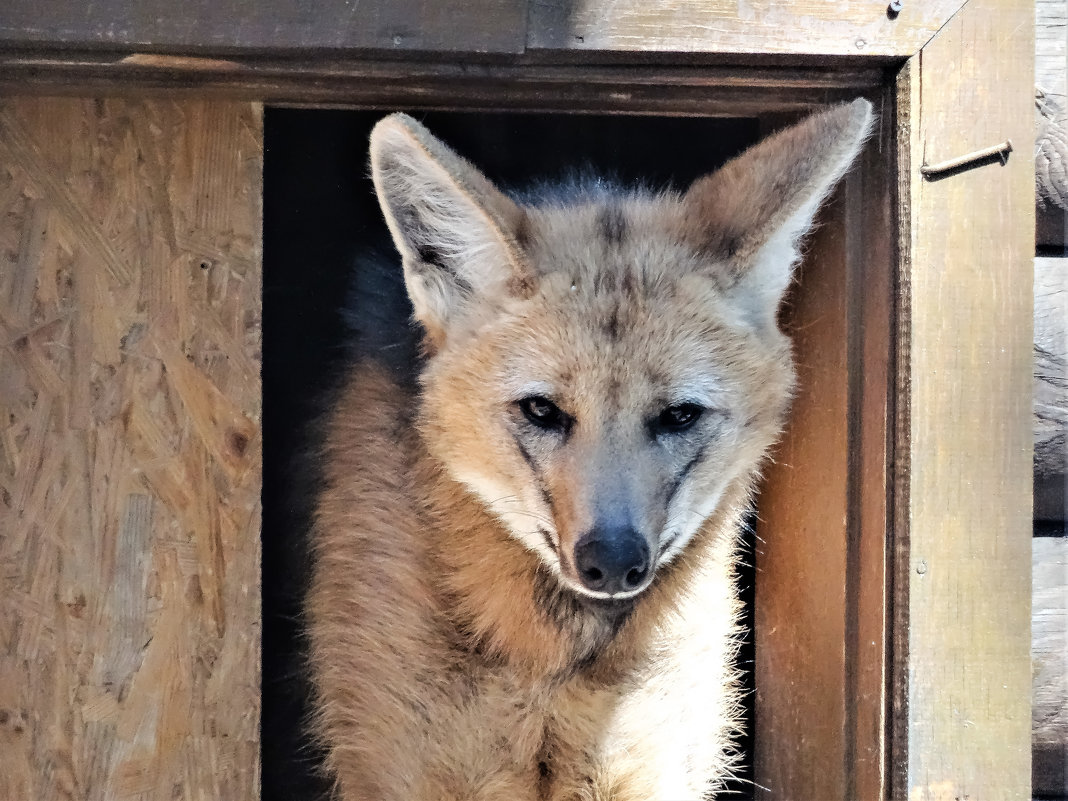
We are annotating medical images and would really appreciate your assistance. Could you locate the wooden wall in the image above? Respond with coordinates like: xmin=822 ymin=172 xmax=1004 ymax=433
xmin=0 ymin=98 xmax=262 ymax=801
xmin=1034 ymin=0 xmax=1067 ymax=794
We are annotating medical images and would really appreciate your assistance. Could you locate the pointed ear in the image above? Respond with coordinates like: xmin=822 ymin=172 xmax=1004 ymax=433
xmin=682 ymin=99 xmax=873 ymax=330
xmin=369 ymin=113 xmax=530 ymax=346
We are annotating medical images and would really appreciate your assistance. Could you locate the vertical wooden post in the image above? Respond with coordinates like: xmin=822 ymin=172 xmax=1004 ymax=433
xmin=894 ymin=0 xmax=1034 ymax=797
xmin=0 ymin=98 xmax=262 ymax=801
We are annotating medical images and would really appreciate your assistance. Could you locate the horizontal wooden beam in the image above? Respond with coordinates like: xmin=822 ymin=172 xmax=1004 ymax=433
xmin=0 ymin=52 xmax=886 ymax=112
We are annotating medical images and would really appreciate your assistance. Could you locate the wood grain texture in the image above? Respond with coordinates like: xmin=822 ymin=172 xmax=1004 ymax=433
xmin=754 ymin=96 xmax=894 ymax=801
xmin=0 ymin=97 xmax=262 ymax=801
xmin=527 ymin=0 xmax=968 ymax=56
xmin=755 ymin=161 xmax=851 ymax=801
xmin=895 ymin=0 xmax=1034 ymax=798
xmin=0 ymin=54 xmax=884 ymax=114
xmin=1035 ymin=0 xmax=1066 ymax=248
xmin=1032 ymin=537 xmax=1067 ymax=796
xmin=1036 ymin=0 xmax=1066 ymax=96
xmin=0 ymin=0 xmax=961 ymax=59
xmin=847 ymin=100 xmax=895 ymax=801
xmin=1034 ymin=256 xmax=1067 ymax=488
xmin=0 ymin=0 xmax=526 ymax=54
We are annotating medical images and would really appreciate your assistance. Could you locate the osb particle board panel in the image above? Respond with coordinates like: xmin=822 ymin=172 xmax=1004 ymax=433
xmin=527 ymin=0 xmax=969 ymax=57
xmin=0 ymin=97 xmax=262 ymax=800
xmin=895 ymin=0 xmax=1034 ymax=797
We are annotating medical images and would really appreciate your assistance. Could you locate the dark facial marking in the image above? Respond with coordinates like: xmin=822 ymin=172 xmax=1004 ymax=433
xmin=537 ymin=759 xmax=552 ymax=801
xmin=514 ymin=435 xmax=538 ymax=473
xmin=514 ymin=210 xmax=532 ymax=250
xmin=602 ymin=305 xmax=621 ymax=341
xmin=657 ymin=531 xmax=679 ymax=559
xmin=593 ymin=269 xmax=616 ymax=295
xmin=512 ymin=433 xmax=559 ymax=524
xmin=605 ymin=376 xmax=622 ymax=407
xmin=597 ymin=205 xmax=627 ymax=246
xmin=663 ymin=443 xmax=708 ymax=509
xmin=539 ymin=527 xmax=558 ymax=554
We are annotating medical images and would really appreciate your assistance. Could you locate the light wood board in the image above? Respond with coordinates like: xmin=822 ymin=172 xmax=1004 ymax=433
xmin=894 ymin=0 xmax=1035 ymax=797
xmin=527 ymin=0 xmax=970 ymax=57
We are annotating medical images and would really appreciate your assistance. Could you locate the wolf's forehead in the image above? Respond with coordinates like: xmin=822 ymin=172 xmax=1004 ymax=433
xmin=511 ymin=294 xmax=736 ymax=386
xmin=525 ymin=197 xmax=693 ymax=280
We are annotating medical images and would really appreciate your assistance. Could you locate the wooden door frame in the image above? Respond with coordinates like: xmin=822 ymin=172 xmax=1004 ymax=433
xmin=0 ymin=1 xmax=1034 ymax=799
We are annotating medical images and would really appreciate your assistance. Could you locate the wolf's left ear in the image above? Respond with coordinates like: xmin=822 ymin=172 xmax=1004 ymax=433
xmin=369 ymin=114 xmax=530 ymax=347
xmin=682 ymin=99 xmax=873 ymax=330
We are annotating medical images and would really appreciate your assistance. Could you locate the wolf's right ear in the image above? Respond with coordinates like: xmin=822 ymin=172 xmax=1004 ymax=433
xmin=369 ymin=114 xmax=530 ymax=347
xmin=681 ymin=99 xmax=873 ymax=333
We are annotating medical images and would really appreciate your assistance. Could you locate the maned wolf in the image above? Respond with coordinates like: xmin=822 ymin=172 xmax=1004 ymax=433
xmin=309 ymin=100 xmax=873 ymax=800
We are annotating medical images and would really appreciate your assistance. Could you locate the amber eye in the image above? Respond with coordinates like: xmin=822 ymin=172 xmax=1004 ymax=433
xmin=654 ymin=403 xmax=704 ymax=434
xmin=518 ymin=396 xmax=569 ymax=432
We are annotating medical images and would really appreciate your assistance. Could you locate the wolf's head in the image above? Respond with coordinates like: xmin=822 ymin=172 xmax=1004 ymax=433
xmin=369 ymin=102 xmax=872 ymax=601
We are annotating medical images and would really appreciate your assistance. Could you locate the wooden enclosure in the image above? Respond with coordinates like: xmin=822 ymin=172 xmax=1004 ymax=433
xmin=0 ymin=1 xmax=1035 ymax=800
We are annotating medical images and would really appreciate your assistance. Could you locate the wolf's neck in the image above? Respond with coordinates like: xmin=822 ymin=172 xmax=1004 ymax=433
xmin=414 ymin=448 xmax=747 ymax=683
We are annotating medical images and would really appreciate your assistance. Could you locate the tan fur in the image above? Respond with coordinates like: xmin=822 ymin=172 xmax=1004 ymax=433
xmin=308 ymin=101 xmax=873 ymax=800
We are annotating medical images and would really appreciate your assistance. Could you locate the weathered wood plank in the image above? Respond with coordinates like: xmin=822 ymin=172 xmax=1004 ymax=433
xmin=1036 ymin=0 xmax=1066 ymax=96
xmin=1034 ymin=255 xmax=1067 ymax=490
xmin=0 ymin=0 xmax=527 ymax=54
xmin=894 ymin=0 xmax=1034 ymax=797
xmin=527 ymin=0 xmax=968 ymax=57
xmin=0 ymin=97 xmax=262 ymax=801
xmin=1035 ymin=0 xmax=1066 ymax=249
xmin=0 ymin=54 xmax=884 ymax=113
xmin=0 ymin=0 xmax=965 ymax=59
xmin=1033 ymin=536 xmax=1068 ymax=796
xmin=756 ymin=160 xmax=853 ymax=801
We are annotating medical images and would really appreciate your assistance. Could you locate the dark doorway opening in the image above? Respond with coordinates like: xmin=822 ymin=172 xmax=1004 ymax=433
xmin=261 ymin=108 xmax=761 ymax=801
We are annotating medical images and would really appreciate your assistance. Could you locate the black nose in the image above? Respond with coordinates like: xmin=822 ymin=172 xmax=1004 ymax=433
xmin=574 ymin=528 xmax=650 ymax=594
